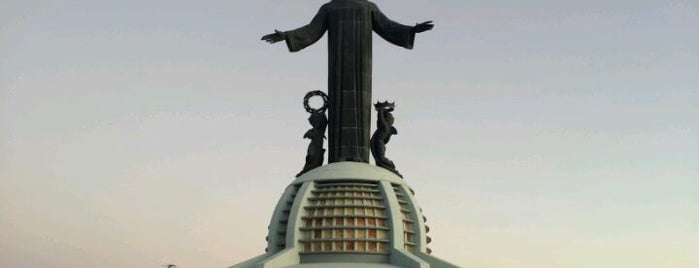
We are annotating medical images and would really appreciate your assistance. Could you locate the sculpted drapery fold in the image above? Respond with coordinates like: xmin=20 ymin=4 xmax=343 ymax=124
xmin=284 ymin=1 xmax=415 ymax=163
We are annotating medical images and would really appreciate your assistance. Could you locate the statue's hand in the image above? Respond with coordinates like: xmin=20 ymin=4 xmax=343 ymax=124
xmin=261 ymin=30 xmax=286 ymax=43
xmin=412 ymin=21 xmax=434 ymax=33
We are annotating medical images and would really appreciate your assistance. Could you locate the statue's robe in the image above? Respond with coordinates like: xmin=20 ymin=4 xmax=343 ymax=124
xmin=284 ymin=0 xmax=415 ymax=163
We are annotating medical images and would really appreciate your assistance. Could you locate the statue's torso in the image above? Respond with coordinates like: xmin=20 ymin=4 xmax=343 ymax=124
xmin=325 ymin=0 xmax=374 ymax=30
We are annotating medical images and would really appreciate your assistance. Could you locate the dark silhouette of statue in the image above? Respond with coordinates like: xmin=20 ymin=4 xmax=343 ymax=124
xmin=262 ymin=0 xmax=433 ymax=163
xmin=297 ymin=91 xmax=329 ymax=177
xmin=370 ymin=101 xmax=401 ymax=177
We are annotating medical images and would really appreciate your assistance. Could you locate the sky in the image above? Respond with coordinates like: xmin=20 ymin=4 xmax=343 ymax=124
xmin=1 ymin=0 xmax=697 ymax=267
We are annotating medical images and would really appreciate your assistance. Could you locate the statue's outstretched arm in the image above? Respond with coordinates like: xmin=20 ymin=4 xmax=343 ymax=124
xmin=372 ymin=3 xmax=434 ymax=49
xmin=261 ymin=5 xmax=328 ymax=52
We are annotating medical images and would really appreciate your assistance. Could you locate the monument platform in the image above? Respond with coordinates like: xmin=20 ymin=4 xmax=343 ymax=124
xmin=230 ymin=162 xmax=458 ymax=268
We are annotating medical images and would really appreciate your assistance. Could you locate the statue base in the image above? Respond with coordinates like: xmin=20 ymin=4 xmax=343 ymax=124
xmin=229 ymin=162 xmax=459 ymax=268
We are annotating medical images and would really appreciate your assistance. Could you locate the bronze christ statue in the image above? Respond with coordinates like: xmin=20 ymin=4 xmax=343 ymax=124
xmin=262 ymin=0 xmax=433 ymax=163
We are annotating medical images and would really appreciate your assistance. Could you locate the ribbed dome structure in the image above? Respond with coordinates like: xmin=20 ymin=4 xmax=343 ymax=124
xmin=230 ymin=162 xmax=458 ymax=268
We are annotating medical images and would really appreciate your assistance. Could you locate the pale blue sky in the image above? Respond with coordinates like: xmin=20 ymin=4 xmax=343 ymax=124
xmin=1 ymin=1 xmax=697 ymax=268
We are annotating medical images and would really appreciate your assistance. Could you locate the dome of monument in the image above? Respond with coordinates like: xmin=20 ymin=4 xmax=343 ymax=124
xmin=230 ymin=162 xmax=458 ymax=268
